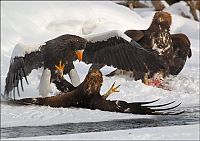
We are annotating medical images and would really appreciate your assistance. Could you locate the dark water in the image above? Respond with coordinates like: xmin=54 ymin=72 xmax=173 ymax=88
xmin=1 ymin=106 xmax=199 ymax=139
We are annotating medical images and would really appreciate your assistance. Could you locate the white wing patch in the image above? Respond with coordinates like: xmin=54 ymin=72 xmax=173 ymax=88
xmin=69 ymin=68 xmax=80 ymax=87
xmin=39 ymin=68 xmax=52 ymax=97
xmin=11 ymin=43 xmax=45 ymax=58
xmin=82 ymin=30 xmax=132 ymax=43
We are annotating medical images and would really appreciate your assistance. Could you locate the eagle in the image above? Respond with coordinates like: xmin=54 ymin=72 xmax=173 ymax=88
xmin=4 ymin=30 xmax=166 ymax=99
xmin=106 ymin=12 xmax=192 ymax=85
xmin=4 ymin=35 xmax=86 ymax=99
xmin=7 ymin=69 xmax=183 ymax=115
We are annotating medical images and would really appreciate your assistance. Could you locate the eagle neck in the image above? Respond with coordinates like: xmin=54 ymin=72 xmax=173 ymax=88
xmin=81 ymin=72 xmax=103 ymax=97
xmin=149 ymin=22 xmax=173 ymax=58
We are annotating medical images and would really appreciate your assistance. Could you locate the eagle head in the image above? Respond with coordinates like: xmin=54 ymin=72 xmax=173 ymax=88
xmin=83 ymin=69 xmax=103 ymax=96
xmin=153 ymin=12 xmax=172 ymax=28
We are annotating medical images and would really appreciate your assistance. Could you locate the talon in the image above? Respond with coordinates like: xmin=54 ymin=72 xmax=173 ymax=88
xmin=102 ymin=82 xmax=120 ymax=99
xmin=55 ymin=60 xmax=65 ymax=71
xmin=143 ymin=73 xmax=149 ymax=85
xmin=111 ymin=82 xmax=120 ymax=93
xmin=55 ymin=60 xmax=65 ymax=78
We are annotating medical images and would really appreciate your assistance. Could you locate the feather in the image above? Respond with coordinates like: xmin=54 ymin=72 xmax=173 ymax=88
xmin=107 ymin=11 xmax=191 ymax=81
xmin=7 ymin=69 xmax=183 ymax=115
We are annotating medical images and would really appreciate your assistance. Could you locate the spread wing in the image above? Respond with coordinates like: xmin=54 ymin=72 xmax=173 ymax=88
xmin=4 ymin=50 xmax=43 ymax=99
xmin=83 ymin=36 xmax=166 ymax=73
xmin=6 ymin=96 xmax=184 ymax=115
xmin=170 ymin=33 xmax=192 ymax=75
xmin=91 ymin=98 xmax=184 ymax=115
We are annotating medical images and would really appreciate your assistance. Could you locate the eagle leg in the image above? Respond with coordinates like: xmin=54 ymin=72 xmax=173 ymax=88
xmin=102 ymin=82 xmax=120 ymax=99
xmin=53 ymin=60 xmax=76 ymax=92
xmin=143 ymin=73 xmax=149 ymax=85
xmin=53 ymin=78 xmax=75 ymax=93
xmin=55 ymin=60 xmax=65 ymax=78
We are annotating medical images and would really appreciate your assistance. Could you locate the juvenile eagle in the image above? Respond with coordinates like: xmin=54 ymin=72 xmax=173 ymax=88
xmin=7 ymin=69 xmax=183 ymax=115
xmin=107 ymin=12 xmax=192 ymax=85
xmin=4 ymin=30 xmax=166 ymax=99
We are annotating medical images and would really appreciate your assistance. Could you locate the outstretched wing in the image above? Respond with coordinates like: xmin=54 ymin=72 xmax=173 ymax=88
xmin=170 ymin=33 xmax=192 ymax=75
xmin=83 ymin=36 xmax=166 ymax=73
xmin=91 ymin=98 xmax=184 ymax=115
xmin=4 ymin=45 xmax=44 ymax=99
xmin=6 ymin=96 xmax=183 ymax=115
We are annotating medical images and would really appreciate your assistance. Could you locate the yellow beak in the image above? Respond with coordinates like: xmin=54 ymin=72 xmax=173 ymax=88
xmin=75 ymin=50 xmax=83 ymax=62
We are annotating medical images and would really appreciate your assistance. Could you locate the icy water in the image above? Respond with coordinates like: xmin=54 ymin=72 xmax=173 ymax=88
xmin=1 ymin=106 xmax=199 ymax=139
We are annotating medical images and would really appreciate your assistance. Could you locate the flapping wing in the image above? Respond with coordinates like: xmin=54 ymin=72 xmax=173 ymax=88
xmin=4 ymin=50 xmax=43 ymax=99
xmin=83 ymin=36 xmax=166 ymax=73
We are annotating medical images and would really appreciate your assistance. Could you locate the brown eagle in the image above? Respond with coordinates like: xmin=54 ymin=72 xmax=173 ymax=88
xmin=107 ymin=12 xmax=192 ymax=85
xmin=7 ymin=69 xmax=183 ymax=115
xmin=4 ymin=30 xmax=166 ymax=99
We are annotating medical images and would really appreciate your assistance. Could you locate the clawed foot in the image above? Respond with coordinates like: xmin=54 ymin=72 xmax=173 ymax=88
xmin=102 ymin=82 xmax=120 ymax=99
xmin=55 ymin=60 xmax=65 ymax=79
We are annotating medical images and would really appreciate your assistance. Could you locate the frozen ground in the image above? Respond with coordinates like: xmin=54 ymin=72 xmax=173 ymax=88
xmin=1 ymin=1 xmax=199 ymax=140
xmin=3 ymin=124 xmax=199 ymax=140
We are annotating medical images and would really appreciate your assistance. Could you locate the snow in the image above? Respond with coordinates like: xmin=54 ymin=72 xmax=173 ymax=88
xmin=1 ymin=104 xmax=152 ymax=128
xmin=1 ymin=1 xmax=199 ymax=140
xmin=165 ymin=1 xmax=200 ymax=21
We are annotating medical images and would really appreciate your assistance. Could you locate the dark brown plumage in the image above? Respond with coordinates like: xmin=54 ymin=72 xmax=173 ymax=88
xmin=5 ymin=30 xmax=167 ymax=99
xmin=170 ymin=33 xmax=192 ymax=75
xmin=108 ymin=11 xmax=192 ymax=82
xmin=42 ymin=34 xmax=87 ymax=75
xmin=4 ymin=34 xmax=87 ymax=98
xmin=7 ymin=69 xmax=183 ymax=115
xmin=83 ymin=36 xmax=166 ymax=73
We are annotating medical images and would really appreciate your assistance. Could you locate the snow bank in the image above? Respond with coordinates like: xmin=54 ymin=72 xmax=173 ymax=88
xmin=165 ymin=1 xmax=199 ymax=21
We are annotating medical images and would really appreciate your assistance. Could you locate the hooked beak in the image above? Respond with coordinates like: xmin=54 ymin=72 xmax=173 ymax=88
xmin=75 ymin=50 xmax=83 ymax=62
